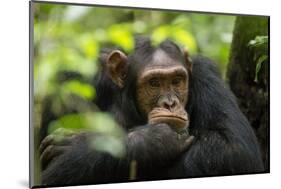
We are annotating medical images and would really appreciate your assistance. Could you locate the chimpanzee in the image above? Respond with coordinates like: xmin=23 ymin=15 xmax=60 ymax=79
xmin=39 ymin=36 xmax=264 ymax=187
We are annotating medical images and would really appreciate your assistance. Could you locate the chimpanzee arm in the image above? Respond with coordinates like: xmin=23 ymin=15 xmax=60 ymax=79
xmin=166 ymin=128 xmax=264 ymax=178
xmin=41 ymin=123 xmax=193 ymax=186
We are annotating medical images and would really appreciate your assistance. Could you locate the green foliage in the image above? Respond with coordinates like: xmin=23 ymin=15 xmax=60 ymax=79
xmin=48 ymin=112 xmax=126 ymax=158
xmin=152 ymin=25 xmax=197 ymax=53
xmin=33 ymin=2 xmax=236 ymax=156
xmin=61 ymin=80 xmax=95 ymax=101
xmin=108 ymin=23 xmax=134 ymax=51
xmin=249 ymin=36 xmax=268 ymax=52
xmin=48 ymin=112 xmax=124 ymax=135
xmin=254 ymin=55 xmax=267 ymax=82
xmin=34 ymin=4 xmax=235 ymax=99
xmin=248 ymin=36 xmax=268 ymax=82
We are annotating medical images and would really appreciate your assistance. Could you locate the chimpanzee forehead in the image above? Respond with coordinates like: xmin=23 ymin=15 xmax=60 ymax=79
xmin=150 ymin=49 xmax=184 ymax=66
xmin=137 ymin=49 xmax=187 ymax=81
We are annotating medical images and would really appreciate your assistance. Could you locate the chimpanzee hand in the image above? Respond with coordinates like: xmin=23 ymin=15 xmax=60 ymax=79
xmin=128 ymin=123 xmax=194 ymax=167
xmin=40 ymin=124 xmax=194 ymax=172
xmin=39 ymin=129 xmax=87 ymax=170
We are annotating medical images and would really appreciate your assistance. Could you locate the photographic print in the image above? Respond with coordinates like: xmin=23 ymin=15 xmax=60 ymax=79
xmin=30 ymin=1 xmax=269 ymax=188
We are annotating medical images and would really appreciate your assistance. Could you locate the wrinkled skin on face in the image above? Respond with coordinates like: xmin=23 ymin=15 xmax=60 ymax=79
xmin=136 ymin=49 xmax=190 ymax=131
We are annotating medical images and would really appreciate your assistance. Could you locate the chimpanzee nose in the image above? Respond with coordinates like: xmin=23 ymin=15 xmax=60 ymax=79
xmin=158 ymin=96 xmax=178 ymax=111
xmin=162 ymin=100 xmax=176 ymax=110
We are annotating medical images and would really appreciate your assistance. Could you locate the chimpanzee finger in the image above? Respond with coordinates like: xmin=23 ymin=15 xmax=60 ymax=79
xmin=181 ymin=135 xmax=195 ymax=151
xmin=176 ymin=129 xmax=190 ymax=140
xmin=39 ymin=133 xmax=78 ymax=154
xmin=40 ymin=145 xmax=70 ymax=170
xmin=39 ymin=135 xmax=55 ymax=154
xmin=53 ymin=128 xmax=76 ymax=136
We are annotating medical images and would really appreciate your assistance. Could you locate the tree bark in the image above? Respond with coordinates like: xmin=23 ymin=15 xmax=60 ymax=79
xmin=227 ymin=16 xmax=269 ymax=171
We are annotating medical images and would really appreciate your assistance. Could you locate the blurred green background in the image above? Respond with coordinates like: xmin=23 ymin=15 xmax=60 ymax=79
xmin=33 ymin=2 xmax=237 ymax=183
xmin=33 ymin=3 xmax=235 ymax=128
xmin=33 ymin=2 xmax=236 ymax=170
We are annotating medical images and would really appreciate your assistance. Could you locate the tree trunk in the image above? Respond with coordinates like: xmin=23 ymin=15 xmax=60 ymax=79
xmin=227 ymin=16 xmax=269 ymax=171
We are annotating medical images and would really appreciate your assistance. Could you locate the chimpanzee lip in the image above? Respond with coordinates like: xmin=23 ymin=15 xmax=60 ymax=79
xmin=150 ymin=114 xmax=187 ymax=121
xmin=149 ymin=107 xmax=188 ymax=122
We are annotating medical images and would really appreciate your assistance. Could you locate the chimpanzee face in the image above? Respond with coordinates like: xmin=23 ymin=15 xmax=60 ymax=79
xmin=136 ymin=49 xmax=190 ymax=129
xmin=105 ymin=45 xmax=192 ymax=130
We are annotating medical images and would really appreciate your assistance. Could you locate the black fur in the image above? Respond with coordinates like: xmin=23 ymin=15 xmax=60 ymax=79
xmin=41 ymin=37 xmax=264 ymax=187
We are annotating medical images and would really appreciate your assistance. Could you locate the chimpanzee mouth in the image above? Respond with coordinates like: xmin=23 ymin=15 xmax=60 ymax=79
xmin=150 ymin=114 xmax=187 ymax=121
xmin=149 ymin=108 xmax=188 ymax=123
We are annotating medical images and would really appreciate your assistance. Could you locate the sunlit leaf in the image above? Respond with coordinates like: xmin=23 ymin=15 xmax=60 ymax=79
xmin=61 ymin=80 xmax=95 ymax=100
xmin=48 ymin=112 xmax=126 ymax=158
xmin=254 ymin=55 xmax=268 ymax=82
xmin=78 ymin=33 xmax=99 ymax=59
xmin=172 ymin=28 xmax=197 ymax=53
xmin=48 ymin=114 xmax=88 ymax=132
xmin=49 ymin=112 xmax=124 ymax=136
xmin=108 ymin=24 xmax=134 ymax=51
xmin=151 ymin=25 xmax=170 ymax=46
xmin=152 ymin=25 xmax=197 ymax=53
xmin=248 ymin=36 xmax=268 ymax=54
xmin=249 ymin=36 xmax=268 ymax=47
xmin=85 ymin=112 xmax=125 ymax=136
xmin=90 ymin=135 xmax=125 ymax=158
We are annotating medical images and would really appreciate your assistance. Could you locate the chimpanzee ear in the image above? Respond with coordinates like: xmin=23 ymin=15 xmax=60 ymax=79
xmin=182 ymin=49 xmax=193 ymax=72
xmin=106 ymin=50 xmax=128 ymax=88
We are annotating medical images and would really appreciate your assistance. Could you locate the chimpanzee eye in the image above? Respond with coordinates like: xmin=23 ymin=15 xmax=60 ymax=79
xmin=149 ymin=78 xmax=160 ymax=88
xmin=172 ymin=77 xmax=182 ymax=86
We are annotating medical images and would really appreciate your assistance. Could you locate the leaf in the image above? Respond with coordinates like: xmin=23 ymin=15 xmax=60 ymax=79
xmin=79 ymin=34 xmax=99 ymax=59
xmin=151 ymin=25 xmax=197 ymax=53
xmin=48 ymin=112 xmax=126 ymax=158
xmin=151 ymin=25 xmax=170 ymax=46
xmin=48 ymin=114 xmax=88 ymax=132
xmin=254 ymin=55 xmax=268 ymax=82
xmin=48 ymin=112 xmax=125 ymax=136
xmin=248 ymin=36 xmax=268 ymax=54
xmin=61 ymin=80 xmax=96 ymax=100
xmin=108 ymin=24 xmax=134 ymax=51
xmin=248 ymin=36 xmax=268 ymax=47
xmin=172 ymin=28 xmax=197 ymax=53
xmin=90 ymin=135 xmax=125 ymax=158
